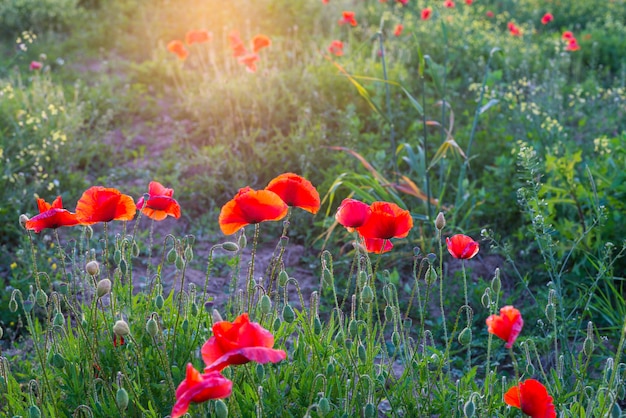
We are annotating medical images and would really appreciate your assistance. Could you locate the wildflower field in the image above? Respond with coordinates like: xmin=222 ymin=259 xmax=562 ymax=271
xmin=1 ymin=0 xmax=626 ymax=416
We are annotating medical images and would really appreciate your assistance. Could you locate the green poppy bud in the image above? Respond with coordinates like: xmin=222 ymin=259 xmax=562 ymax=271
xmin=273 ymin=317 xmax=281 ymax=332
xmin=166 ymin=247 xmax=177 ymax=264
xmin=326 ymin=360 xmax=335 ymax=375
xmin=35 ymin=289 xmax=48 ymax=307
xmin=314 ymin=316 xmax=322 ymax=335
xmin=358 ymin=343 xmax=367 ymax=363
xmin=175 ymin=255 xmax=184 ymax=270
xmin=53 ymin=312 xmax=65 ymax=327
xmin=51 ymin=352 xmax=66 ymax=368
xmin=361 ymin=286 xmax=374 ymax=304
xmin=191 ymin=302 xmax=199 ymax=317
xmin=544 ymin=303 xmax=556 ymax=323
xmin=335 ymin=331 xmax=345 ymax=346
xmin=481 ymin=288 xmax=491 ymax=308
xmin=23 ymin=300 xmax=34 ymax=313
xmin=131 ymin=242 xmax=140 ymax=257
xmin=463 ymin=397 xmax=475 ymax=418
xmin=260 ymin=295 xmax=272 ymax=315
xmin=458 ymin=327 xmax=472 ymax=346
xmin=184 ymin=246 xmax=193 ymax=262
xmin=278 ymin=270 xmax=289 ymax=287
xmin=425 ymin=266 xmax=437 ymax=286
xmin=9 ymin=298 xmax=18 ymax=313
xmin=611 ymin=403 xmax=622 ymax=418
xmin=113 ymin=249 xmax=122 ymax=265
xmin=256 ymin=363 xmax=265 ymax=380
xmin=182 ymin=318 xmax=189 ymax=332
xmin=119 ymin=259 xmax=128 ymax=275
xmin=491 ymin=268 xmax=501 ymax=294
xmin=318 ymin=397 xmax=330 ymax=415
xmin=0 ymin=327 xmax=3 ymax=339
xmin=238 ymin=232 xmax=247 ymax=250
xmin=215 ymin=399 xmax=228 ymax=418
xmin=348 ymin=319 xmax=358 ymax=338
xmin=221 ymin=242 xmax=239 ymax=252
xmin=363 ymin=403 xmax=376 ymax=418
xmin=283 ymin=304 xmax=295 ymax=323
xmin=28 ymin=405 xmax=42 ymax=418
xmin=116 ymin=388 xmax=129 ymax=411
xmin=358 ymin=270 xmax=368 ymax=288
xmin=146 ymin=318 xmax=158 ymax=338
xmin=392 ymin=331 xmax=401 ymax=347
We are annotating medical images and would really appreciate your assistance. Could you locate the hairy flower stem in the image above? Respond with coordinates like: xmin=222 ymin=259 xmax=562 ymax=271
xmin=438 ymin=229 xmax=449 ymax=375
xmin=247 ymin=223 xmax=261 ymax=313
xmin=462 ymin=260 xmax=471 ymax=369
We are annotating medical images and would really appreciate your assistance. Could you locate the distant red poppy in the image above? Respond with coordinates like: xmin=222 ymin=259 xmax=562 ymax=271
xmin=252 ymin=34 xmax=271 ymax=53
xmin=362 ymin=236 xmax=393 ymax=254
xmin=394 ymin=24 xmax=404 ymax=36
xmin=167 ymin=40 xmax=189 ymax=60
xmin=465 ymin=0 xmax=473 ymax=5
xmin=265 ymin=173 xmax=320 ymax=214
xmin=185 ymin=30 xmax=212 ymax=45
xmin=75 ymin=186 xmax=137 ymax=225
xmin=24 ymin=196 xmax=79 ymax=233
xmin=507 ymin=22 xmax=522 ymax=37
xmin=541 ymin=13 xmax=553 ymax=25
xmin=446 ymin=234 xmax=479 ymax=259
xmin=136 ymin=181 xmax=181 ymax=221
xmin=238 ymin=53 xmax=260 ymax=73
xmin=357 ymin=201 xmax=413 ymax=240
xmin=29 ymin=61 xmax=43 ymax=71
xmin=562 ymin=31 xmax=574 ymax=40
xmin=172 ymin=364 xmax=232 ymax=418
xmin=322 ymin=0 xmax=329 ymax=3
xmin=421 ymin=7 xmax=433 ymax=20
xmin=486 ymin=10 xmax=494 ymax=18
xmin=486 ymin=305 xmax=524 ymax=348
xmin=504 ymin=379 xmax=556 ymax=418
xmin=565 ymin=38 xmax=580 ymax=51
xmin=443 ymin=0 xmax=455 ymax=8
xmin=202 ymin=313 xmax=287 ymax=372
xmin=218 ymin=187 xmax=288 ymax=235
xmin=335 ymin=198 xmax=371 ymax=232
xmin=338 ymin=11 xmax=358 ymax=27
xmin=328 ymin=40 xmax=344 ymax=56
xmin=228 ymin=30 xmax=248 ymax=57
xmin=396 ymin=0 xmax=408 ymax=5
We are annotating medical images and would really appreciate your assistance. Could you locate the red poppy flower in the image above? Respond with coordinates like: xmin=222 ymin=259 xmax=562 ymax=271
xmin=396 ymin=0 xmax=408 ymax=5
xmin=486 ymin=305 xmax=524 ymax=348
xmin=167 ymin=40 xmax=189 ymax=60
xmin=562 ymin=31 xmax=574 ymax=40
xmin=328 ymin=40 xmax=344 ymax=56
xmin=421 ymin=7 xmax=433 ymax=20
xmin=172 ymin=364 xmax=233 ymax=418
xmin=252 ymin=34 xmax=271 ymax=53
xmin=265 ymin=173 xmax=320 ymax=214
xmin=335 ymin=198 xmax=371 ymax=232
xmin=504 ymin=379 xmax=556 ymax=418
xmin=218 ymin=187 xmax=288 ymax=235
xmin=394 ymin=24 xmax=404 ymax=37
xmin=446 ymin=234 xmax=479 ymax=259
xmin=465 ymin=0 xmax=473 ymax=5
xmin=357 ymin=201 xmax=413 ymax=240
xmin=202 ymin=313 xmax=287 ymax=372
xmin=136 ymin=181 xmax=181 ymax=221
xmin=75 ymin=186 xmax=136 ymax=225
xmin=508 ymin=22 xmax=522 ymax=37
xmin=443 ymin=0 xmax=455 ymax=8
xmin=362 ymin=236 xmax=393 ymax=254
xmin=24 ymin=196 xmax=79 ymax=233
xmin=113 ymin=335 xmax=125 ymax=347
xmin=237 ymin=53 xmax=260 ymax=73
xmin=565 ymin=38 xmax=580 ymax=51
xmin=338 ymin=11 xmax=358 ymax=27
xmin=486 ymin=10 xmax=494 ymax=18
xmin=185 ymin=29 xmax=212 ymax=45
xmin=541 ymin=13 xmax=553 ymax=25
xmin=322 ymin=0 xmax=329 ymax=3
xmin=30 ymin=61 xmax=43 ymax=71
xmin=228 ymin=30 xmax=248 ymax=57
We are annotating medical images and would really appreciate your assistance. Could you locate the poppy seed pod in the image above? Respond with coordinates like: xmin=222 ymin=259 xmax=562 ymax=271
xmin=113 ymin=320 xmax=130 ymax=337
xmin=86 ymin=260 xmax=100 ymax=276
xmin=435 ymin=212 xmax=446 ymax=230
xmin=96 ymin=279 xmax=112 ymax=298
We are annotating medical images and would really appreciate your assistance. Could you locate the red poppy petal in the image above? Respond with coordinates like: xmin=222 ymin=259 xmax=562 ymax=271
xmin=141 ymin=196 xmax=181 ymax=220
xmin=504 ymin=385 xmax=522 ymax=408
xmin=336 ymin=198 xmax=371 ymax=229
xmin=357 ymin=201 xmax=413 ymax=240
xmin=36 ymin=198 xmax=52 ymax=213
xmin=76 ymin=186 xmax=136 ymax=224
xmin=204 ymin=347 xmax=287 ymax=372
xmin=363 ymin=237 xmax=393 ymax=254
xmin=252 ymin=34 xmax=271 ymax=53
xmin=25 ymin=209 xmax=79 ymax=232
xmin=148 ymin=181 xmax=173 ymax=198
xmin=172 ymin=365 xmax=232 ymax=418
xmin=218 ymin=189 xmax=288 ymax=235
xmin=266 ymin=173 xmax=320 ymax=214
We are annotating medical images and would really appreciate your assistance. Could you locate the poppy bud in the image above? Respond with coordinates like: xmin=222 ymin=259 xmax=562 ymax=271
xmin=86 ymin=260 xmax=99 ymax=276
xmin=35 ymin=289 xmax=48 ymax=307
xmin=384 ymin=306 xmax=394 ymax=322
xmin=358 ymin=270 xmax=368 ymax=288
xmin=166 ymin=247 xmax=177 ymax=264
xmin=583 ymin=335 xmax=594 ymax=357
xmin=53 ymin=312 xmax=65 ymax=327
xmin=19 ymin=214 xmax=30 ymax=229
xmin=0 ymin=327 xmax=3 ymax=339
xmin=425 ymin=266 xmax=437 ymax=286
xmin=491 ymin=268 xmax=501 ymax=294
xmin=525 ymin=361 xmax=535 ymax=376
xmin=256 ymin=363 xmax=265 ymax=380
xmin=544 ymin=303 xmax=556 ymax=323
xmin=358 ymin=343 xmax=367 ymax=362
xmin=113 ymin=249 xmax=122 ymax=265
xmin=113 ymin=320 xmax=130 ymax=337
xmin=175 ymin=255 xmax=185 ymax=270
xmin=273 ymin=316 xmax=281 ymax=332
xmin=458 ymin=327 xmax=472 ymax=346
xmin=85 ymin=225 xmax=93 ymax=240
xmin=23 ymin=300 xmax=34 ymax=313
xmin=364 ymin=403 xmax=376 ymax=418
xmin=97 ymin=279 xmax=112 ymax=298
xmin=463 ymin=396 xmax=475 ymax=418
xmin=146 ymin=318 xmax=158 ymax=337
xmin=238 ymin=232 xmax=247 ymax=249
xmin=314 ymin=316 xmax=322 ymax=335
xmin=184 ymin=246 xmax=193 ymax=261
xmin=611 ymin=403 xmax=622 ymax=418
xmin=51 ymin=352 xmax=66 ymax=368
xmin=283 ymin=304 xmax=295 ymax=323
xmin=221 ymin=241 xmax=239 ymax=252
xmin=182 ymin=318 xmax=189 ymax=332
xmin=9 ymin=297 xmax=18 ymax=313
xmin=392 ymin=331 xmax=401 ymax=347
xmin=260 ymin=294 xmax=272 ymax=314
xmin=28 ymin=405 xmax=42 ymax=418
xmin=318 ymin=397 xmax=330 ymax=415
xmin=335 ymin=331 xmax=345 ymax=345
xmin=348 ymin=319 xmax=358 ymax=338
xmin=215 ymin=399 xmax=228 ymax=418
xmin=435 ymin=212 xmax=446 ymax=230
xmin=277 ymin=270 xmax=289 ymax=287
xmin=326 ymin=360 xmax=335 ymax=375
xmin=361 ymin=285 xmax=374 ymax=304
xmin=116 ymin=387 xmax=129 ymax=410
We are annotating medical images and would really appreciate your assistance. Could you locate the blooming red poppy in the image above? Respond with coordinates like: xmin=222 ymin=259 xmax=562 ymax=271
xmin=446 ymin=234 xmax=479 ymax=259
xmin=238 ymin=53 xmax=260 ymax=73
xmin=338 ymin=11 xmax=358 ymax=27
xmin=202 ymin=313 xmax=287 ymax=372
xmin=541 ymin=13 xmax=553 ymax=25
xmin=185 ymin=29 xmax=212 ymax=45
xmin=335 ymin=198 xmax=371 ymax=232
xmin=394 ymin=24 xmax=404 ymax=37
xmin=75 ymin=186 xmax=136 ymax=225
xmin=504 ymin=379 xmax=556 ymax=418
xmin=328 ymin=40 xmax=344 ymax=56
xmin=172 ymin=364 xmax=233 ymax=418
xmin=167 ymin=40 xmax=189 ymax=60
xmin=30 ymin=61 xmax=43 ymax=70
xmin=265 ymin=173 xmax=320 ymax=214
xmin=508 ymin=22 xmax=522 ymax=37
xmin=218 ymin=187 xmax=288 ymax=235
xmin=421 ymin=7 xmax=433 ymax=20
xmin=443 ymin=0 xmax=455 ymax=8
xmin=357 ymin=201 xmax=413 ymax=240
xmin=465 ymin=0 xmax=473 ymax=5
xmin=136 ymin=181 xmax=181 ymax=221
xmin=362 ymin=236 xmax=393 ymax=254
xmin=396 ymin=0 xmax=408 ymax=5
xmin=228 ymin=30 xmax=248 ymax=57
xmin=565 ymin=38 xmax=580 ymax=51
xmin=252 ymin=34 xmax=271 ymax=53
xmin=486 ymin=10 xmax=494 ymax=18
xmin=486 ymin=305 xmax=524 ymax=348
xmin=562 ymin=31 xmax=574 ymax=40
xmin=24 ymin=196 xmax=79 ymax=233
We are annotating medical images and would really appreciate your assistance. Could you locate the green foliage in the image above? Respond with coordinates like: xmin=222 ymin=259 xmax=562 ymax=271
xmin=0 ymin=0 xmax=84 ymax=37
